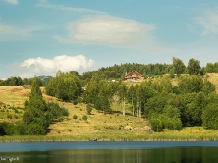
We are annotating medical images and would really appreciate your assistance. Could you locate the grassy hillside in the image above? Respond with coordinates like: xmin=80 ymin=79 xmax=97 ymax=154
xmin=0 ymin=85 xmax=151 ymax=140
xmin=1 ymin=73 xmax=218 ymax=141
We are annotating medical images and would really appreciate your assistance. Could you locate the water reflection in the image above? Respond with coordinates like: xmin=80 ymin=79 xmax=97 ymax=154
xmin=0 ymin=142 xmax=218 ymax=163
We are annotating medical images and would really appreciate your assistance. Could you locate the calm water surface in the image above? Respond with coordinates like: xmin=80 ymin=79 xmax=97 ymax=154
xmin=0 ymin=141 xmax=218 ymax=163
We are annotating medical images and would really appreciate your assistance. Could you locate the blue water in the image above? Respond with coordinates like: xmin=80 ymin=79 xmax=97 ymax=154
xmin=1 ymin=141 xmax=218 ymax=152
xmin=0 ymin=141 xmax=218 ymax=163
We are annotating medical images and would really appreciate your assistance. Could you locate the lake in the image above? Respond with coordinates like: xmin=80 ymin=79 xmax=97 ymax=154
xmin=0 ymin=141 xmax=218 ymax=163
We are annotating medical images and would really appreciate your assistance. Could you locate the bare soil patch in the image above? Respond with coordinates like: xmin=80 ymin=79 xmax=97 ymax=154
xmin=11 ymin=88 xmax=22 ymax=92
xmin=0 ymin=101 xmax=5 ymax=105
xmin=23 ymin=85 xmax=32 ymax=89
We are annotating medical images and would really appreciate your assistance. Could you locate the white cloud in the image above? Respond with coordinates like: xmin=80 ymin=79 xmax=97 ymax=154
xmin=194 ymin=7 xmax=218 ymax=35
xmin=65 ymin=16 xmax=155 ymax=46
xmin=36 ymin=0 xmax=106 ymax=14
xmin=6 ymin=0 xmax=19 ymax=5
xmin=19 ymin=55 xmax=95 ymax=77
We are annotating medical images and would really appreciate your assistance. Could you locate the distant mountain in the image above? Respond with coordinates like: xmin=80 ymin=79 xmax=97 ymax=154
xmin=38 ymin=75 xmax=53 ymax=83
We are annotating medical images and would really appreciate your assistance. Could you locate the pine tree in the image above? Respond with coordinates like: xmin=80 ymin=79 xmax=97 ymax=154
xmin=23 ymin=77 xmax=48 ymax=135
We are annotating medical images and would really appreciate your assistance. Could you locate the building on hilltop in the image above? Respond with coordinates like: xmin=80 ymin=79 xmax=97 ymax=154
xmin=125 ymin=70 xmax=144 ymax=80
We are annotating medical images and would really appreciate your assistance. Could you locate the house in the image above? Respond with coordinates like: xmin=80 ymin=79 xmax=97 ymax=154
xmin=125 ymin=70 xmax=144 ymax=80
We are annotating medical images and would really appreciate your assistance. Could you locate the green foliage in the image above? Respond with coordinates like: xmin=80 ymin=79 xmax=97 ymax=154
xmin=0 ymin=122 xmax=8 ymax=135
xmin=178 ymin=75 xmax=203 ymax=93
xmin=73 ymin=115 xmax=78 ymax=119
xmin=202 ymin=77 xmax=216 ymax=94
xmin=202 ymin=103 xmax=218 ymax=130
xmin=83 ymin=79 xmax=116 ymax=114
xmin=187 ymin=58 xmax=201 ymax=75
xmin=149 ymin=106 xmax=182 ymax=131
xmin=46 ymin=70 xmax=81 ymax=102
xmin=163 ymin=117 xmax=182 ymax=130
xmin=150 ymin=118 xmax=163 ymax=132
xmin=7 ymin=114 xmax=12 ymax=119
xmin=86 ymin=104 xmax=92 ymax=115
xmin=0 ymin=76 xmax=47 ymax=86
xmin=205 ymin=62 xmax=218 ymax=73
xmin=47 ymin=102 xmax=69 ymax=120
xmin=21 ymin=77 xmax=69 ymax=135
xmin=82 ymin=115 xmax=87 ymax=120
xmin=94 ymin=95 xmax=111 ymax=114
xmin=172 ymin=57 xmax=186 ymax=75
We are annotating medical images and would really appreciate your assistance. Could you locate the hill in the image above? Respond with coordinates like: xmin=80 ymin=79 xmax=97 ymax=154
xmin=1 ymin=73 xmax=218 ymax=141
xmin=0 ymin=85 xmax=151 ymax=140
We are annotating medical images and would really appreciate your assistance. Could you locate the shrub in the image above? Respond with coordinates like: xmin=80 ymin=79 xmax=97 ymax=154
xmin=0 ymin=122 xmax=15 ymax=135
xmin=73 ymin=115 xmax=78 ymax=119
xmin=14 ymin=115 xmax=19 ymax=119
xmin=27 ymin=124 xmax=46 ymax=135
xmin=163 ymin=118 xmax=182 ymax=130
xmin=86 ymin=104 xmax=92 ymax=115
xmin=82 ymin=115 xmax=87 ymax=120
xmin=7 ymin=114 xmax=12 ymax=119
xmin=150 ymin=118 xmax=163 ymax=132
xmin=73 ymin=99 xmax=78 ymax=105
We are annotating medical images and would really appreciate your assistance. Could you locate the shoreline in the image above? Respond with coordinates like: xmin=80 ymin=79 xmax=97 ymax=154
xmin=1 ymin=135 xmax=218 ymax=142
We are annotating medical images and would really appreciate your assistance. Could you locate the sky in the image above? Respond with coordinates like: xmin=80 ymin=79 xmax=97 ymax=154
xmin=0 ymin=0 xmax=218 ymax=79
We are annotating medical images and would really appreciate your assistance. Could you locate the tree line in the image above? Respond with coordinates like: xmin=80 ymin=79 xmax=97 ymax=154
xmin=1 ymin=57 xmax=218 ymax=86
xmin=0 ymin=76 xmax=47 ymax=86
xmin=80 ymin=57 xmax=218 ymax=82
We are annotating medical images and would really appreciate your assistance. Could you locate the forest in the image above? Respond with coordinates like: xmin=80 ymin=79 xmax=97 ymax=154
xmin=1 ymin=57 xmax=218 ymax=135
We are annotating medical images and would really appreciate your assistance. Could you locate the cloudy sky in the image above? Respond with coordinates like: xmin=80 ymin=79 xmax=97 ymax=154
xmin=0 ymin=0 xmax=218 ymax=79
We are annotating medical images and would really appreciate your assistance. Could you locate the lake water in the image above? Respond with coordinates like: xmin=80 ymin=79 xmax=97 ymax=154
xmin=0 ymin=141 xmax=218 ymax=163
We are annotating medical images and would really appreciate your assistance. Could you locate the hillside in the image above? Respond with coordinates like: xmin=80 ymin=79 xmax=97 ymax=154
xmin=0 ymin=85 xmax=150 ymax=140
xmin=1 ymin=73 xmax=218 ymax=141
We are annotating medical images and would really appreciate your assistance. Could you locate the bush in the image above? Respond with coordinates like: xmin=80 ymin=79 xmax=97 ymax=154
xmin=7 ymin=114 xmax=13 ymax=119
xmin=86 ymin=104 xmax=92 ymax=115
xmin=73 ymin=99 xmax=79 ymax=105
xmin=149 ymin=112 xmax=182 ymax=131
xmin=0 ymin=122 xmax=15 ymax=135
xmin=82 ymin=115 xmax=87 ymax=120
xmin=14 ymin=115 xmax=19 ymax=119
xmin=150 ymin=118 xmax=163 ymax=132
xmin=27 ymin=124 xmax=46 ymax=135
xmin=0 ymin=122 xmax=8 ymax=135
xmin=163 ymin=118 xmax=182 ymax=130
xmin=73 ymin=115 xmax=78 ymax=119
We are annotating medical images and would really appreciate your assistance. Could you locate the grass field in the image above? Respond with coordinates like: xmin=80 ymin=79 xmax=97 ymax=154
xmin=1 ymin=73 xmax=218 ymax=141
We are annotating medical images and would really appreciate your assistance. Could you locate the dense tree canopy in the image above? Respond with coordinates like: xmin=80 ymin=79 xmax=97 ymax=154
xmin=46 ymin=71 xmax=81 ymax=103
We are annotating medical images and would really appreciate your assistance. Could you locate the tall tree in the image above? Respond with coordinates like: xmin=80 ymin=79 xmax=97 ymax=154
xmin=172 ymin=57 xmax=186 ymax=76
xmin=23 ymin=77 xmax=69 ymax=135
xmin=23 ymin=77 xmax=48 ymax=135
xmin=187 ymin=58 xmax=201 ymax=75
xmin=118 ymin=83 xmax=127 ymax=116
xmin=127 ymin=85 xmax=137 ymax=116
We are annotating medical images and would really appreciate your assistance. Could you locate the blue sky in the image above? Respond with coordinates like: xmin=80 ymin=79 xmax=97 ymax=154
xmin=0 ymin=0 xmax=218 ymax=79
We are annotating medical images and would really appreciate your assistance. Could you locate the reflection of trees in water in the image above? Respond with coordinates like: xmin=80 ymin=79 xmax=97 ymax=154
xmin=6 ymin=146 xmax=218 ymax=163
